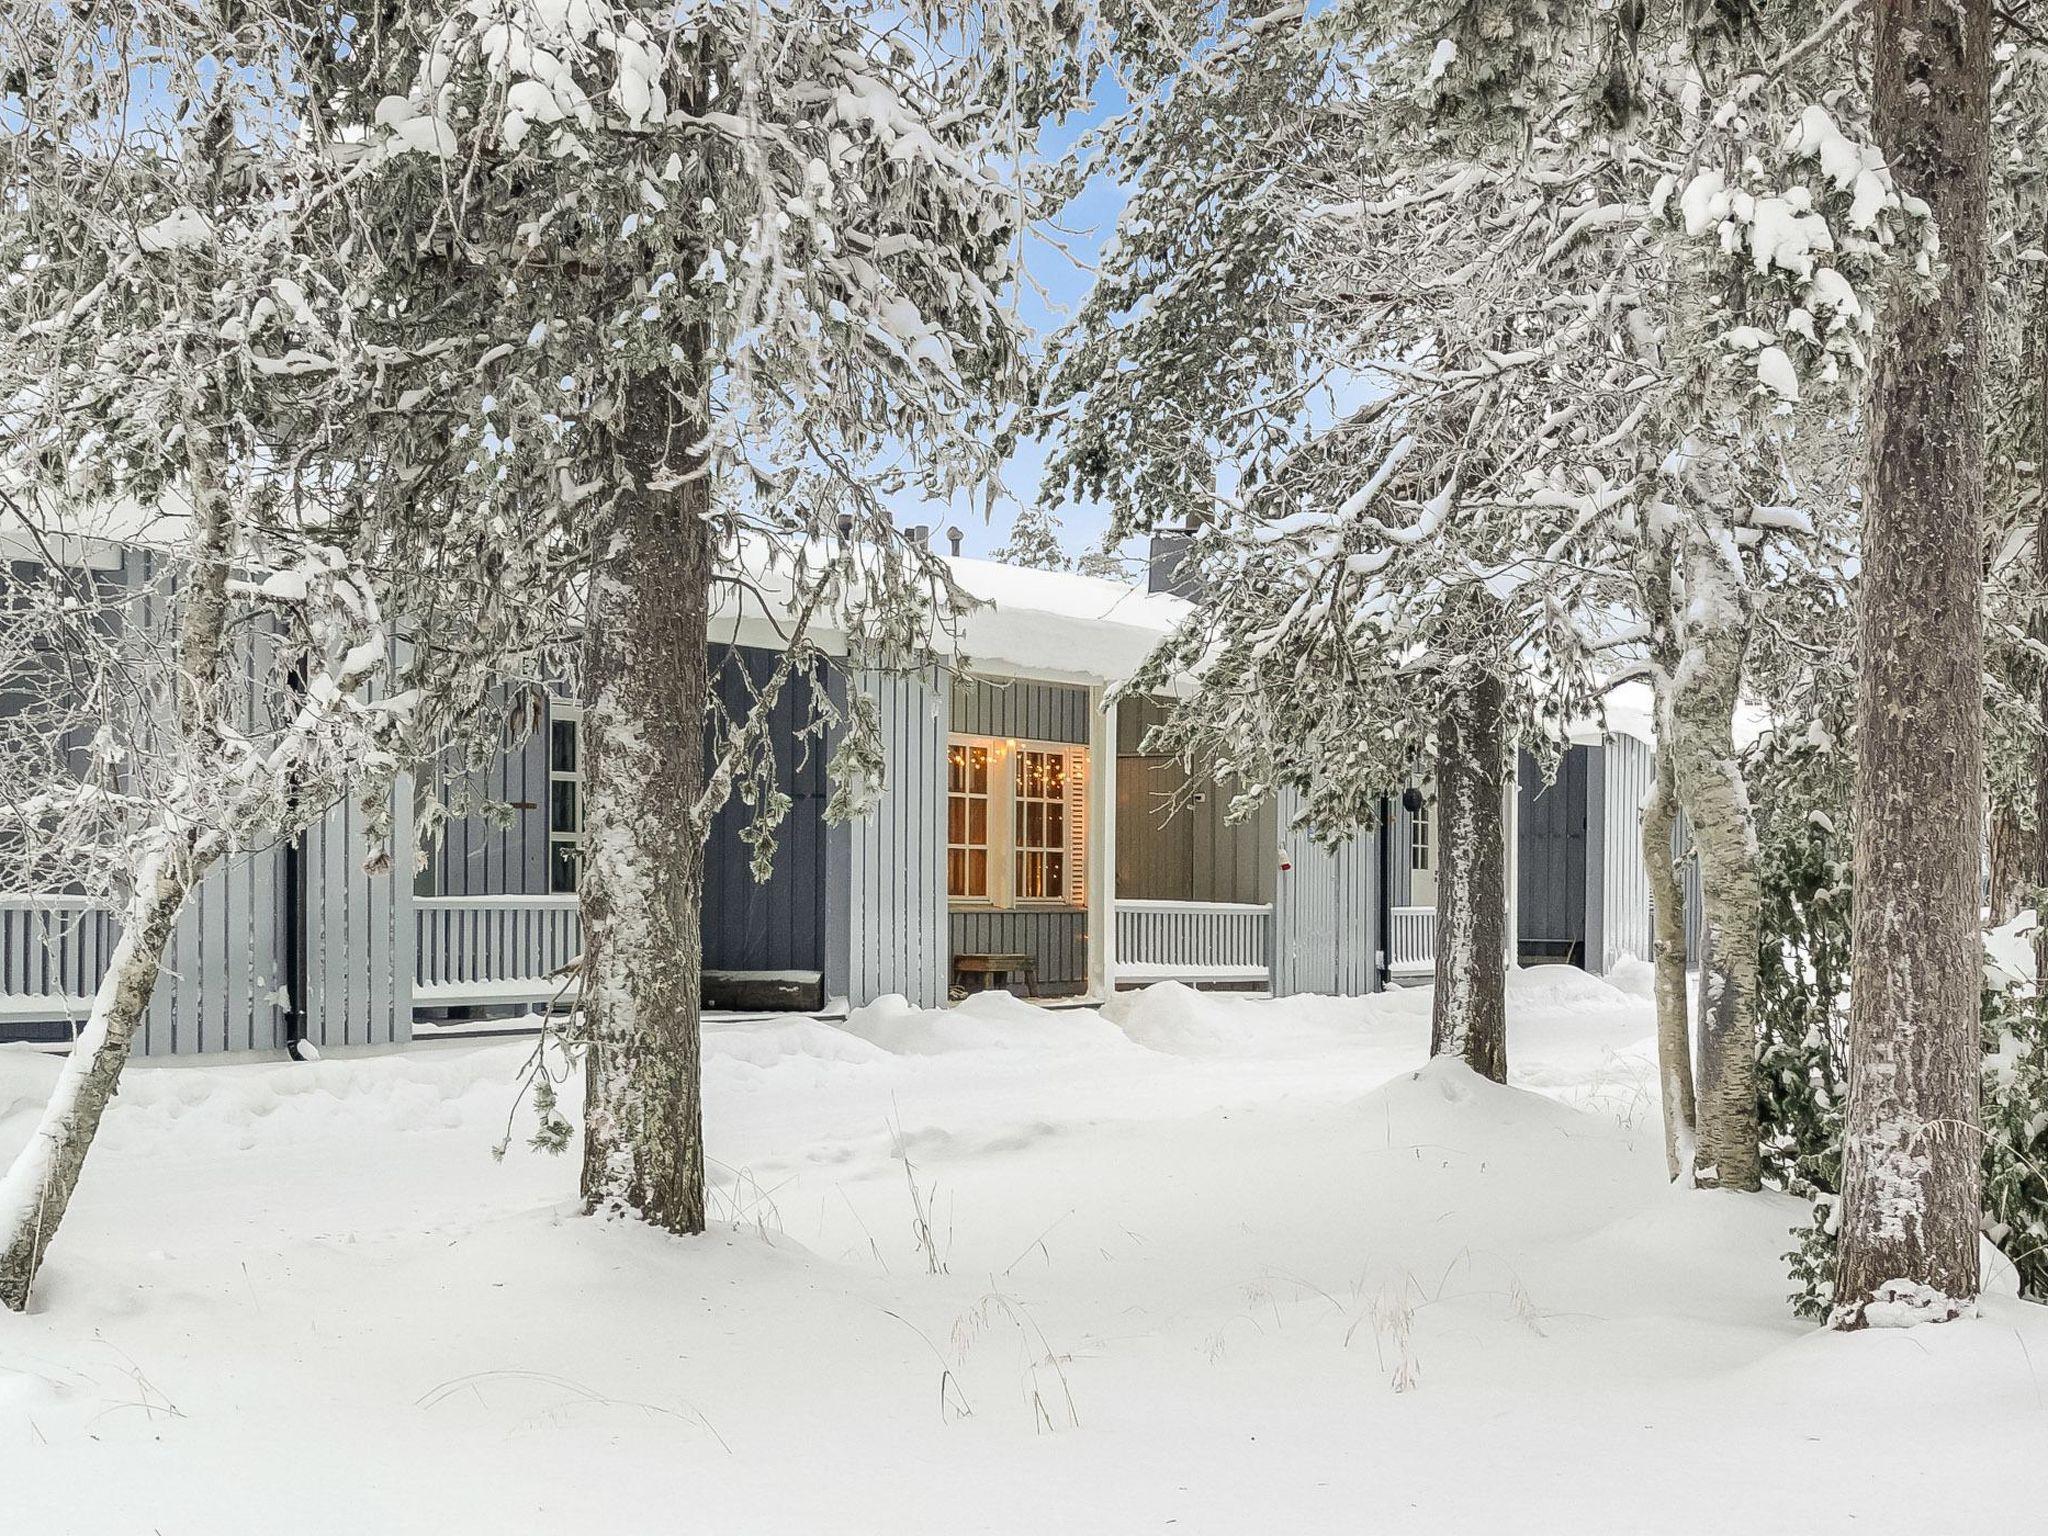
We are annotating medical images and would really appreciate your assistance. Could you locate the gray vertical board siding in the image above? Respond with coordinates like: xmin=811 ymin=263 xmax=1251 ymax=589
xmin=950 ymin=675 xmax=1089 ymax=744
xmin=1598 ymin=734 xmax=1658 ymax=972
xmin=1111 ymin=696 xmax=1273 ymax=905
xmin=1269 ymin=788 xmax=1378 ymax=998
xmin=125 ymin=569 xmax=293 ymax=1055
xmin=843 ymin=669 xmax=948 ymax=1008
xmin=1390 ymin=793 xmax=1417 ymax=906
xmin=1115 ymin=754 xmax=1196 ymax=900
xmin=430 ymin=687 xmax=551 ymax=898
xmin=947 ymin=909 xmax=1089 ymax=994
xmin=139 ymin=845 xmax=293 ymax=1055
xmin=701 ymin=647 xmax=830 ymax=975
xmin=302 ymin=777 xmax=416 ymax=1049
xmin=1515 ymin=746 xmax=1589 ymax=955
xmin=821 ymin=666 xmax=853 ymax=1001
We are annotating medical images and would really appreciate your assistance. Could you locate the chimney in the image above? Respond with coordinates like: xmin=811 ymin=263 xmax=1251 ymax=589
xmin=1147 ymin=526 xmax=1200 ymax=598
xmin=906 ymin=524 xmax=929 ymax=549
xmin=946 ymin=525 xmax=964 ymax=557
xmin=835 ymin=512 xmax=854 ymax=545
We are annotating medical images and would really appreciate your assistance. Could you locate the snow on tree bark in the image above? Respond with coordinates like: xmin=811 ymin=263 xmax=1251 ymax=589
xmin=1429 ymin=669 xmax=1508 ymax=1083
xmin=0 ymin=858 xmax=192 ymax=1310
xmin=578 ymin=375 xmax=714 ymax=1233
xmin=1666 ymin=606 xmax=1761 ymax=1193
xmin=1832 ymin=0 xmax=1991 ymax=1330
xmin=1640 ymin=744 xmax=1699 ymax=1181
xmin=2033 ymin=281 xmax=2048 ymax=981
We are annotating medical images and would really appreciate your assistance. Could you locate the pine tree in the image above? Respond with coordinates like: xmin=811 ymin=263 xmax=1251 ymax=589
xmin=324 ymin=0 xmax=1099 ymax=1231
xmin=994 ymin=503 xmax=1075 ymax=571
xmin=1831 ymin=0 xmax=1993 ymax=1330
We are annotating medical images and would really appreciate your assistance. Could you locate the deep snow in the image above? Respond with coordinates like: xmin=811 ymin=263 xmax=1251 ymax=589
xmin=3 ymin=970 xmax=2044 ymax=1534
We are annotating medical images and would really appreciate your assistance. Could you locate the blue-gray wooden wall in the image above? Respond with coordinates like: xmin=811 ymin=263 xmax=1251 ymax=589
xmin=1270 ymin=788 xmax=1378 ymax=997
xmin=944 ymin=675 xmax=1092 ymax=996
xmin=701 ymin=648 xmax=832 ymax=975
xmin=1389 ymin=791 xmax=1420 ymax=907
xmin=833 ymin=669 xmax=949 ymax=1007
xmin=429 ymin=689 xmax=551 ymax=898
xmin=301 ymin=780 xmax=417 ymax=1049
xmin=1517 ymin=747 xmax=1590 ymax=961
xmin=2 ymin=547 xmax=415 ymax=1054
xmin=430 ymin=648 xmax=834 ymax=977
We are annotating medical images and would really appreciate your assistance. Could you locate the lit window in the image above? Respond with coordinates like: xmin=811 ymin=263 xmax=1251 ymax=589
xmin=549 ymin=705 xmax=582 ymax=894
xmin=1015 ymin=748 xmax=1067 ymax=900
xmin=947 ymin=740 xmax=992 ymax=899
xmin=947 ymin=735 xmax=1087 ymax=909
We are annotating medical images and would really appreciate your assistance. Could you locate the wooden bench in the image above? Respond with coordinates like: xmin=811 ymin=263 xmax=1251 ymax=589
xmin=952 ymin=952 xmax=1037 ymax=997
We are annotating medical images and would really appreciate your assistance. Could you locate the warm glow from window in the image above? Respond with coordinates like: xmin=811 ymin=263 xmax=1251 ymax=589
xmin=948 ymin=734 xmax=1087 ymax=909
xmin=947 ymin=741 xmax=992 ymax=898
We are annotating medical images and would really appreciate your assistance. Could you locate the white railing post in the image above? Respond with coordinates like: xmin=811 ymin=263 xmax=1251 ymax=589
xmin=1110 ymin=899 xmax=1274 ymax=984
xmin=411 ymin=894 xmax=582 ymax=1009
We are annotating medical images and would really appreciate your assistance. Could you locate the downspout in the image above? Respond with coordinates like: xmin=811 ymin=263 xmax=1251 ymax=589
xmin=1377 ymin=793 xmax=1393 ymax=991
xmin=283 ymin=829 xmax=311 ymax=1059
xmin=282 ymin=648 xmax=314 ymax=1061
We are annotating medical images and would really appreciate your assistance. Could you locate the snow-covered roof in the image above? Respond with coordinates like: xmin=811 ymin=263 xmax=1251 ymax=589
xmin=1566 ymin=680 xmax=1657 ymax=750
xmin=942 ymin=557 xmax=1186 ymax=687
xmin=710 ymin=540 xmax=1188 ymax=689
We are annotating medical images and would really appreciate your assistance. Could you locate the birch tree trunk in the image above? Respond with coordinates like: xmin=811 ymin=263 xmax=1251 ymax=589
xmin=1666 ymin=609 xmax=1762 ymax=1192
xmin=1640 ymin=743 xmax=1699 ymax=1180
xmin=579 ymin=369 xmax=714 ymax=1234
xmin=1430 ymin=670 xmax=1509 ymax=1082
xmin=1832 ymin=0 xmax=1989 ymax=1330
xmin=0 ymin=856 xmax=195 ymax=1310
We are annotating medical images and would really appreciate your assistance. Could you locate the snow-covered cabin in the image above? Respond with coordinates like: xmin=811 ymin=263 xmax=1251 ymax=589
xmin=2 ymin=526 xmax=1688 ymax=1057
xmin=0 ymin=530 xmax=1383 ymax=1054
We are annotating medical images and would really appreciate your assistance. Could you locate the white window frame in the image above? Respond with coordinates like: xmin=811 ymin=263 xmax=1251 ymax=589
xmin=947 ymin=733 xmax=1088 ymax=912
xmin=947 ymin=737 xmax=997 ymax=905
xmin=1409 ymin=803 xmax=1430 ymax=873
xmin=548 ymin=703 xmax=583 ymax=894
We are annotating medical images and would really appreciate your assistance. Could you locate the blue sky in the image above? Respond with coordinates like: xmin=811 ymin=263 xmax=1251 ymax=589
xmin=901 ymin=105 xmax=1132 ymax=565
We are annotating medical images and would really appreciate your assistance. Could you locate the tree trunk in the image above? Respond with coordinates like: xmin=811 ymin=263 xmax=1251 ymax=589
xmin=1832 ymin=0 xmax=1989 ymax=1330
xmin=1666 ymin=611 xmax=1762 ymax=1192
xmin=0 ymin=856 xmax=193 ymax=1310
xmin=2032 ymin=262 xmax=2048 ymax=982
xmin=1641 ymin=741 xmax=1699 ymax=1181
xmin=1430 ymin=669 xmax=1509 ymax=1082
xmin=1988 ymin=802 xmax=2028 ymax=928
xmin=579 ymin=370 xmax=713 ymax=1234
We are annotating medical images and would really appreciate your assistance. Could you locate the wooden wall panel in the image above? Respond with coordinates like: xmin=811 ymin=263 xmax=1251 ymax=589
xmin=1516 ymin=747 xmax=1589 ymax=955
xmin=947 ymin=908 xmax=1089 ymax=995
xmin=842 ymin=670 xmax=948 ymax=1008
xmin=1270 ymin=788 xmax=1377 ymax=998
xmin=951 ymin=675 xmax=1089 ymax=744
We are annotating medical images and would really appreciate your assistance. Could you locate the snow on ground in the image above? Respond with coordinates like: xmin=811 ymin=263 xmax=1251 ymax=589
xmin=3 ymin=970 xmax=2045 ymax=1534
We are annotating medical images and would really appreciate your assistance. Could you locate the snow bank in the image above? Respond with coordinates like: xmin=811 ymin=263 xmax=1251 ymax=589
xmin=838 ymin=988 xmax=1138 ymax=1056
xmin=9 ymin=975 xmax=2048 ymax=1536
xmin=1605 ymin=955 xmax=1658 ymax=999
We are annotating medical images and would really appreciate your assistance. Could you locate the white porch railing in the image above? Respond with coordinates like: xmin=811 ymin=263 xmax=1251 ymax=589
xmin=0 ymin=896 xmax=117 ymax=1019
xmin=414 ymin=895 xmax=582 ymax=1008
xmin=1388 ymin=905 xmax=1437 ymax=975
xmin=1114 ymin=899 xmax=1271 ymax=984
